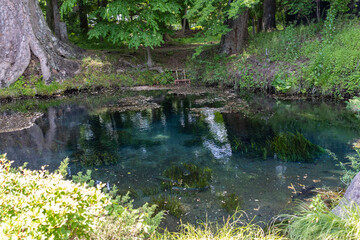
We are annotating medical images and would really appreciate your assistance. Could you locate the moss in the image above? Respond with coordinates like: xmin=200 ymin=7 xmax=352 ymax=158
xmin=151 ymin=195 xmax=183 ymax=218
xmin=161 ymin=163 xmax=212 ymax=190
xmin=271 ymin=131 xmax=324 ymax=163
xmin=217 ymin=192 xmax=243 ymax=214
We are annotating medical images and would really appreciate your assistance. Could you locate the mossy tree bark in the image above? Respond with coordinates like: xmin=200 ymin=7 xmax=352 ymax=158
xmin=0 ymin=0 xmax=81 ymax=88
xmin=220 ymin=9 xmax=249 ymax=55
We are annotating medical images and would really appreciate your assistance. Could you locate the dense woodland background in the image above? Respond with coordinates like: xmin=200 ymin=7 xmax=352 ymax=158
xmin=1 ymin=0 xmax=360 ymax=98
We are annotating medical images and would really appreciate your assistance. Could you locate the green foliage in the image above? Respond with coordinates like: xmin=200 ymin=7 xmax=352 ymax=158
xmin=271 ymin=131 xmax=324 ymax=162
xmin=217 ymin=192 xmax=243 ymax=214
xmin=282 ymin=0 xmax=315 ymax=23
xmin=338 ymin=149 xmax=360 ymax=186
xmin=188 ymin=0 xmax=258 ymax=37
xmin=303 ymin=19 xmax=360 ymax=96
xmin=285 ymin=194 xmax=360 ymax=240
xmin=72 ymin=169 xmax=95 ymax=186
xmin=151 ymin=195 xmax=183 ymax=218
xmin=55 ymin=157 xmax=70 ymax=178
xmin=162 ymin=163 xmax=212 ymax=189
xmin=87 ymin=0 xmax=181 ymax=49
xmin=0 ymin=155 xmax=109 ymax=239
xmin=0 ymin=154 xmax=163 ymax=239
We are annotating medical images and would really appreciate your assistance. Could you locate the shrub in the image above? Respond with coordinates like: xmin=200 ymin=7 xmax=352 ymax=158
xmin=0 ymin=154 xmax=163 ymax=239
xmin=0 ymin=154 xmax=109 ymax=239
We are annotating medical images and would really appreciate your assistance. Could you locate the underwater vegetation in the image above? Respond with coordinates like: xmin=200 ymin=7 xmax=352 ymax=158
xmin=151 ymin=195 xmax=183 ymax=218
xmin=231 ymin=138 xmax=272 ymax=160
xmin=141 ymin=186 xmax=160 ymax=196
xmin=231 ymin=131 xmax=324 ymax=163
xmin=271 ymin=131 xmax=324 ymax=163
xmin=73 ymin=151 xmax=119 ymax=166
xmin=160 ymin=163 xmax=212 ymax=190
xmin=217 ymin=192 xmax=243 ymax=214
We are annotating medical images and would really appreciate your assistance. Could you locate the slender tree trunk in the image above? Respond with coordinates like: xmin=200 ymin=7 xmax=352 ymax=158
xmin=252 ymin=18 xmax=256 ymax=36
xmin=146 ymin=47 xmax=154 ymax=68
xmin=79 ymin=0 xmax=89 ymax=33
xmin=256 ymin=16 xmax=263 ymax=33
xmin=263 ymin=0 xmax=276 ymax=31
xmin=220 ymin=9 xmax=249 ymax=55
xmin=316 ymin=0 xmax=321 ymax=22
xmin=0 ymin=0 xmax=81 ymax=88
xmin=182 ymin=8 xmax=190 ymax=35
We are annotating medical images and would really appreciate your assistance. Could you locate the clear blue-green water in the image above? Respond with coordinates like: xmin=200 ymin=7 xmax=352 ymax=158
xmin=1 ymin=89 xmax=360 ymax=225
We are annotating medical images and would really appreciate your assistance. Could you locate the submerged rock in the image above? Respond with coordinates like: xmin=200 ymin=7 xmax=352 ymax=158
xmin=0 ymin=112 xmax=43 ymax=133
xmin=332 ymin=171 xmax=360 ymax=218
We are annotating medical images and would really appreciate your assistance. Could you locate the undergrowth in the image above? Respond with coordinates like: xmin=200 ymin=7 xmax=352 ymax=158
xmin=189 ymin=17 xmax=360 ymax=98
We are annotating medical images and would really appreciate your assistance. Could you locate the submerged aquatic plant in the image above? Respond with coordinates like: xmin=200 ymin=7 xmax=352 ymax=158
xmin=142 ymin=186 xmax=160 ymax=196
xmin=271 ymin=131 xmax=324 ymax=163
xmin=161 ymin=163 xmax=212 ymax=190
xmin=74 ymin=151 xmax=119 ymax=166
xmin=217 ymin=192 xmax=243 ymax=214
xmin=151 ymin=195 xmax=183 ymax=218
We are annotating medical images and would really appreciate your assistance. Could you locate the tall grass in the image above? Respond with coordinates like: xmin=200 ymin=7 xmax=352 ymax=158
xmin=285 ymin=195 xmax=360 ymax=240
xmin=156 ymin=213 xmax=285 ymax=240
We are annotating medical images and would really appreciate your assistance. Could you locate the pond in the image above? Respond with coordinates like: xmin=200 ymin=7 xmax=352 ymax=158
xmin=0 ymin=87 xmax=359 ymax=227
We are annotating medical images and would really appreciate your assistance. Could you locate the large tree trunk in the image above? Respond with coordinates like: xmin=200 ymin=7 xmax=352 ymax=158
xmin=0 ymin=0 xmax=81 ymax=88
xmin=263 ymin=0 xmax=276 ymax=31
xmin=220 ymin=9 xmax=249 ymax=55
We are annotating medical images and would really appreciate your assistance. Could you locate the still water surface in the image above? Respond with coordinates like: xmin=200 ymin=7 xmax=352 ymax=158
xmin=0 ymin=89 xmax=359 ymax=224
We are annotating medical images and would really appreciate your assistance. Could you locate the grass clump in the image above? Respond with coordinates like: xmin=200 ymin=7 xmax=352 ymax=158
xmin=285 ymin=194 xmax=360 ymax=240
xmin=217 ymin=192 xmax=243 ymax=214
xmin=162 ymin=163 xmax=212 ymax=189
xmin=151 ymin=195 xmax=184 ymax=218
xmin=271 ymin=132 xmax=324 ymax=163
xmin=157 ymin=213 xmax=285 ymax=240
